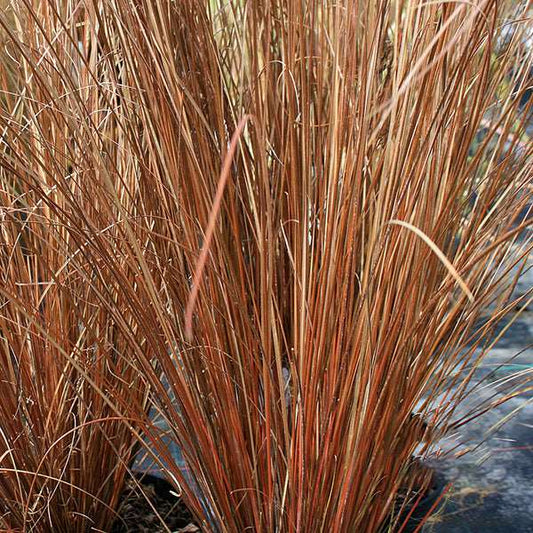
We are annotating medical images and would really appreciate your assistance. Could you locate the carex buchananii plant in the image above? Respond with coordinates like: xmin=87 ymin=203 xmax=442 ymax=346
xmin=0 ymin=1 xmax=148 ymax=531
xmin=0 ymin=0 xmax=531 ymax=531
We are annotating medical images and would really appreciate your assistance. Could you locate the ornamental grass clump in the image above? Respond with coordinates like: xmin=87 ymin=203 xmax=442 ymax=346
xmin=0 ymin=0 xmax=531 ymax=531
xmin=0 ymin=2 xmax=148 ymax=530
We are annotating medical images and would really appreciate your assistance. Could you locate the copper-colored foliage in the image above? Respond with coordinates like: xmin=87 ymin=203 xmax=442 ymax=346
xmin=0 ymin=1 xmax=531 ymax=531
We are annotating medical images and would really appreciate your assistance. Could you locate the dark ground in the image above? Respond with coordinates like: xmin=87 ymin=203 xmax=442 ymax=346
xmin=112 ymin=473 xmax=199 ymax=533
xmin=422 ymin=259 xmax=533 ymax=532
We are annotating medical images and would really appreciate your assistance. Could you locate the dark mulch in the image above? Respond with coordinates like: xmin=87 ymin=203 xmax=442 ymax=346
xmin=112 ymin=473 xmax=200 ymax=533
xmin=112 ymin=467 xmax=443 ymax=532
xmin=398 ymin=468 xmax=446 ymax=533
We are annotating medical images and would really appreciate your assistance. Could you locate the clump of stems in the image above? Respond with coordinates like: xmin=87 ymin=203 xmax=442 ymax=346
xmin=0 ymin=0 xmax=531 ymax=531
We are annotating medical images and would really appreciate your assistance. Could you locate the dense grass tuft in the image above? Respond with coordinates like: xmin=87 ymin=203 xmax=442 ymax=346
xmin=0 ymin=1 xmax=531 ymax=531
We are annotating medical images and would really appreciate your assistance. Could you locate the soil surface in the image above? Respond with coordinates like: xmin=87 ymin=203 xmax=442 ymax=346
xmin=422 ymin=248 xmax=533 ymax=532
xmin=112 ymin=473 xmax=199 ymax=533
xmin=112 ymin=471 xmax=439 ymax=533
